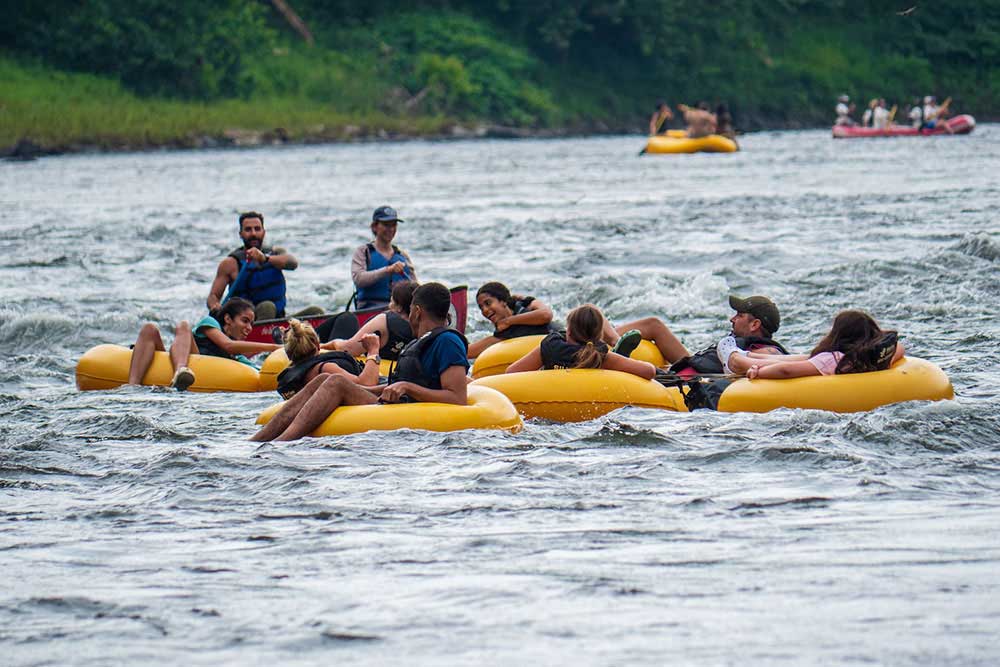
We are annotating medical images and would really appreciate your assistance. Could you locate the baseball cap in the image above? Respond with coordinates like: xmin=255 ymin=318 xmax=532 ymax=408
xmin=729 ymin=295 xmax=780 ymax=334
xmin=372 ymin=205 xmax=403 ymax=223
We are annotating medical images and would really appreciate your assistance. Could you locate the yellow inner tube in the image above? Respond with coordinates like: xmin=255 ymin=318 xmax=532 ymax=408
xmin=715 ymin=356 xmax=953 ymax=413
xmin=645 ymin=134 xmax=738 ymax=154
xmin=255 ymin=384 xmax=523 ymax=436
xmin=75 ymin=344 xmax=261 ymax=392
xmin=471 ymin=335 xmax=665 ymax=379
xmin=472 ymin=369 xmax=685 ymax=422
xmin=259 ymin=348 xmax=394 ymax=392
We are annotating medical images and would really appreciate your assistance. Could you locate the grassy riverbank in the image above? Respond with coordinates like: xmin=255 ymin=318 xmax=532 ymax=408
xmin=4 ymin=3 xmax=998 ymax=156
xmin=1 ymin=57 xmax=461 ymax=154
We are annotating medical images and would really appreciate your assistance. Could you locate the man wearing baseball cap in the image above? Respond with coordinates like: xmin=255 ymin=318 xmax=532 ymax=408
xmin=669 ymin=294 xmax=790 ymax=377
xmin=351 ymin=205 xmax=418 ymax=309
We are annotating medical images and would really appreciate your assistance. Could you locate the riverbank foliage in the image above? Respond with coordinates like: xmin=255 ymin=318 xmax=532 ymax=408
xmin=4 ymin=1 xmax=998 ymax=151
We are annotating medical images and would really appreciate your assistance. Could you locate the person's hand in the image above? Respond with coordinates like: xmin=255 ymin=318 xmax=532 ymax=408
xmin=246 ymin=247 xmax=267 ymax=264
xmin=388 ymin=261 xmax=407 ymax=275
xmin=361 ymin=333 xmax=380 ymax=356
xmin=380 ymin=381 xmax=411 ymax=403
xmin=746 ymin=365 xmax=761 ymax=380
xmin=494 ymin=317 xmax=511 ymax=333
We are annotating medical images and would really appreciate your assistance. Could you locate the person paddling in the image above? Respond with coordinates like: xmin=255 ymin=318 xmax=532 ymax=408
xmin=648 ymin=100 xmax=674 ymax=135
xmin=207 ymin=211 xmax=322 ymax=321
xmin=351 ymin=205 xmax=417 ymax=310
xmin=677 ymin=102 xmax=717 ymax=138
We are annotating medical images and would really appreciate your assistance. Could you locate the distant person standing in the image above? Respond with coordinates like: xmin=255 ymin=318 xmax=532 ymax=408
xmin=351 ymin=205 xmax=417 ymax=310
xmin=872 ymin=98 xmax=891 ymax=129
xmin=648 ymin=100 xmax=674 ymax=135
xmin=835 ymin=95 xmax=856 ymax=126
xmin=715 ymin=103 xmax=736 ymax=140
xmin=908 ymin=97 xmax=924 ymax=128
xmin=861 ymin=98 xmax=878 ymax=127
xmin=677 ymin=102 xmax=717 ymax=138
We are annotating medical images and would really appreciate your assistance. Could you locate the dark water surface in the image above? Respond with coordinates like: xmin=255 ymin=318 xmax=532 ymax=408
xmin=2 ymin=129 xmax=999 ymax=665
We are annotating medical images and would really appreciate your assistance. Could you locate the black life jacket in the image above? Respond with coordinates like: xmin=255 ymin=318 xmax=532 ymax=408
xmin=538 ymin=331 xmax=608 ymax=370
xmin=195 ymin=336 xmax=233 ymax=360
xmin=276 ymin=351 xmax=362 ymax=399
xmin=382 ymin=311 xmax=415 ymax=360
xmin=670 ymin=335 xmax=790 ymax=375
xmin=195 ymin=322 xmax=235 ymax=360
xmin=389 ymin=327 xmax=469 ymax=391
xmin=493 ymin=296 xmax=557 ymax=340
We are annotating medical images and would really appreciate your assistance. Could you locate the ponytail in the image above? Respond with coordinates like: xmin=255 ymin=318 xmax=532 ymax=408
xmin=566 ymin=304 xmax=609 ymax=369
xmin=283 ymin=318 xmax=320 ymax=364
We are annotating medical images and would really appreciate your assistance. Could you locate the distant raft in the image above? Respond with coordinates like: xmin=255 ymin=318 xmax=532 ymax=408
xmin=643 ymin=134 xmax=738 ymax=154
xmin=832 ymin=114 xmax=975 ymax=138
xmin=470 ymin=335 xmax=665 ymax=379
xmin=255 ymin=385 xmax=523 ymax=436
xmin=75 ymin=344 xmax=261 ymax=392
xmin=472 ymin=357 xmax=953 ymax=421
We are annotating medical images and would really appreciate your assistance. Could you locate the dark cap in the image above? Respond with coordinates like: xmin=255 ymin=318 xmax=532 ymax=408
xmin=372 ymin=205 xmax=403 ymax=223
xmin=729 ymin=295 xmax=780 ymax=334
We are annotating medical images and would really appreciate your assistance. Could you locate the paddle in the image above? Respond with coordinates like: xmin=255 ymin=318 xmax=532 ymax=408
xmin=222 ymin=252 xmax=262 ymax=306
xmin=640 ymin=105 xmax=672 ymax=155
xmin=653 ymin=371 xmax=743 ymax=387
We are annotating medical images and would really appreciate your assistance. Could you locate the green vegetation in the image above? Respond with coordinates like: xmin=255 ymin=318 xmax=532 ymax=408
xmin=3 ymin=1 xmax=998 ymax=153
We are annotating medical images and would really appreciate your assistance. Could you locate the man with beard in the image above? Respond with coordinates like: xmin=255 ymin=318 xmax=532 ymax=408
xmin=207 ymin=211 xmax=306 ymax=321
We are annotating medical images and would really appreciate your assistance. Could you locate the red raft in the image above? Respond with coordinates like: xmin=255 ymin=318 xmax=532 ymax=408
xmin=832 ymin=114 xmax=975 ymax=138
xmin=246 ymin=284 xmax=469 ymax=343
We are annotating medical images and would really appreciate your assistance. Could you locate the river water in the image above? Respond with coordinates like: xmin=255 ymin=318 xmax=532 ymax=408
xmin=2 ymin=128 xmax=999 ymax=665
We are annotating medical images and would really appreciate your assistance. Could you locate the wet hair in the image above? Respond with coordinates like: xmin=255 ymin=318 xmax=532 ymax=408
xmin=390 ymin=281 xmax=418 ymax=316
xmin=212 ymin=298 xmax=255 ymax=331
xmin=476 ymin=281 xmax=515 ymax=309
xmin=697 ymin=101 xmax=710 ymax=111
xmin=655 ymin=99 xmax=666 ymax=109
xmin=810 ymin=310 xmax=898 ymax=374
xmin=566 ymin=304 xmax=609 ymax=369
xmin=283 ymin=318 xmax=320 ymax=364
xmin=412 ymin=282 xmax=451 ymax=321
xmin=238 ymin=211 xmax=264 ymax=229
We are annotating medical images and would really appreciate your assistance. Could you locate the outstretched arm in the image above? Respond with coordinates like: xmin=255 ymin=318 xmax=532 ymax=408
xmin=200 ymin=327 xmax=280 ymax=357
xmin=505 ymin=347 xmax=543 ymax=373
xmin=746 ymin=359 xmax=822 ymax=380
xmin=468 ymin=335 xmax=501 ymax=359
xmin=602 ymin=353 xmax=656 ymax=380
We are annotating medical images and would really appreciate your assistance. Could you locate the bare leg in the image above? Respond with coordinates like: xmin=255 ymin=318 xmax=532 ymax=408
xmin=601 ymin=317 xmax=620 ymax=346
xmin=169 ymin=320 xmax=193 ymax=371
xmin=252 ymin=374 xmax=378 ymax=442
xmin=128 ymin=323 xmax=166 ymax=385
xmin=615 ymin=317 xmax=690 ymax=364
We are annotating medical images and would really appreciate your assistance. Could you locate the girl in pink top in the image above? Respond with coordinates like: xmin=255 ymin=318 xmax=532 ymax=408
xmin=727 ymin=310 xmax=904 ymax=380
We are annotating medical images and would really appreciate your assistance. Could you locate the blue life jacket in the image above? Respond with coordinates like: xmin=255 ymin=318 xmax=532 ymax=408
xmin=356 ymin=243 xmax=413 ymax=306
xmin=227 ymin=245 xmax=287 ymax=317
